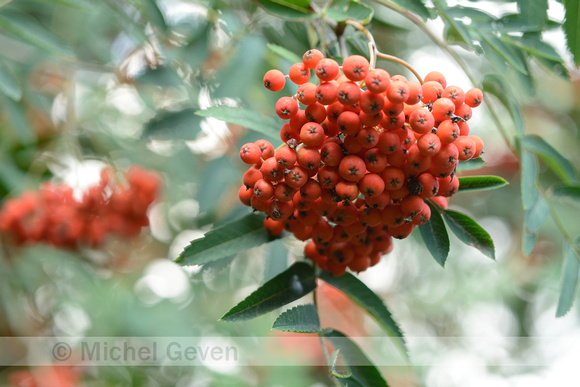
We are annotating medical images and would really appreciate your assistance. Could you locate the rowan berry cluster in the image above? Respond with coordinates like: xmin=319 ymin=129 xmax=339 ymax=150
xmin=240 ymin=49 xmax=484 ymax=276
xmin=0 ymin=165 xmax=161 ymax=248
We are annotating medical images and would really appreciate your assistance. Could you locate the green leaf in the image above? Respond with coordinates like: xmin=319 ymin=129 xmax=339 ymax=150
xmin=521 ymin=151 xmax=539 ymax=211
xmin=0 ymin=157 xmax=27 ymax=192
xmin=434 ymin=1 xmax=474 ymax=49
xmin=522 ymin=194 xmax=548 ymax=255
xmin=323 ymin=330 xmax=389 ymax=387
xmin=196 ymin=107 xmax=280 ymax=140
xmin=1 ymin=95 xmax=35 ymax=144
xmin=563 ymin=0 xmax=580 ymax=65
xmin=553 ymin=184 xmax=580 ymax=199
xmin=221 ymin=262 xmax=317 ymax=322
xmin=534 ymin=55 xmax=568 ymax=80
xmin=33 ymin=0 xmax=97 ymax=11
xmin=556 ymin=242 xmax=580 ymax=317
xmin=525 ymin=195 xmax=549 ymax=233
xmin=442 ymin=210 xmax=495 ymax=260
xmin=137 ymin=67 xmax=186 ymax=87
xmin=255 ymin=0 xmax=313 ymax=20
xmin=140 ymin=0 xmax=167 ymax=32
xmin=523 ymin=135 xmax=578 ymax=184
xmin=175 ymin=213 xmax=273 ymax=266
xmin=325 ymin=0 xmax=374 ymax=24
xmin=419 ymin=201 xmax=450 ymax=267
xmin=482 ymin=74 xmax=524 ymax=138
xmin=389 ymin=0 xmax=430 ymax=21
xmin=502 ymin=34 xmax=563 ymax=62
xmin=319 ymin=271 xmax=408 ymax=360
xmin=0 ymin=12 xmax=73 ymax=56
xmin=443 ymin=23 xmax=469 ymax=49
xmin=523 ymin=231 xmax=538 ymax=256
xmin=517 ymin=0 xmax=547 ymax=30
xmin=0 ymin=62 xmax=21 ymax=101
xmin=141 ymin=108 xmax=202 ymax=140
xmin=446 ymin=6 xmax=494 ymax=22
xmin=457 ymin=157 xmax=486 ymax=171
xmin=477 ymin=13 xmax=561 ymax=33
xmin=272 ymin=304 xmax=321 ymax=332
xmin=0 ymin=0 xmax=11 ymax=8
xmin=480 ymin=33 xmax=528 ymax=74
xmin=266 ymin=43 xmax=302 ymax=64
xmin=457 ymin=176 xmax=509 ymax=193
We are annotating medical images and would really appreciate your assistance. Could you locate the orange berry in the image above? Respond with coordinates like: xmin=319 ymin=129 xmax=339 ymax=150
xmin=386 ymin=80 xmax=409 ymax=103
xmin=454 ymin=136 xmax=476 ymax=161
xmin=432 ymin=98 xmax=456 ymax=122
xmin=465 ymin=88 xmax=483 ymax=107
xmin=421 ymin=81 xmax=444 ymax=103
xmin=409 ymin=109 xmax=435 ymax=135
xmin=406 ymin=81 xmax=423 ymax=105
xmin=424 ymin=71 xmax=447 ymax=88
xmin=436 ymin=120 xmax=460 ymax=144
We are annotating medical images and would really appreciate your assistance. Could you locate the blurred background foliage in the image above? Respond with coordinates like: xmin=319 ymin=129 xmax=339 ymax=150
xmin=0 ymin=0 xmax=579 ymax=386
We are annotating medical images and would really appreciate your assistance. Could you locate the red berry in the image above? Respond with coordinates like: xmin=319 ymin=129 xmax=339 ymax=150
xmin=303 ymin=49 xmax=324 ymax=69
xmin=358 ymin=173 xmax=385 ymax=198
xmin=289 ymin=62 xmax=311 ymax=85
xmin=315 ymin=58 xmax=340 ymax=82
xmin=296 ymin=83 xmax=317 ymax=105
xmin=364 ymin=69 xmax=390 ymax=94
xmin=342 ymin=55 xmax=370 ymax=81
xmin=275 ymin=96 xmax=299 ymax=119
xmin=338 ymin=155 xmax=367 ymax=182
xmin=386 ymin=80 xmax=409 ymax=104
xmin=337 ymin=82 xmax=362 ymax=106
xmin=240 ymin=142 xmax=261 ymax=164
xmin=263 ymin=69 xmax=286 ymax=91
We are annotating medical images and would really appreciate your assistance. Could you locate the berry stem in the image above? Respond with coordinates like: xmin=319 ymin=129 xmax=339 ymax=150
xmin=345 ymin=19 xmax=377 ymax=70
xmin=344 ymin=19 xmax=423 ymax=84
xmin=376 ymin=52 xmax=424 ymax=84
